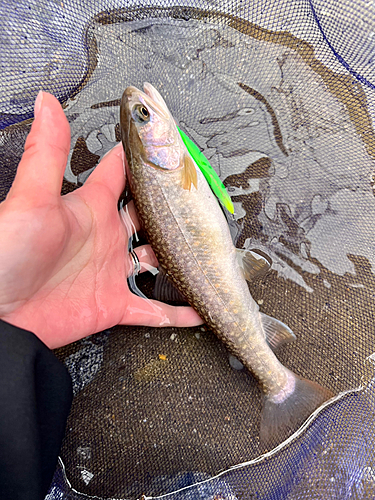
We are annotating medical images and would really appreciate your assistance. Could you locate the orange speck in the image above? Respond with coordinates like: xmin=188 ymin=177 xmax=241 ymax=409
xmin=159 ymin=354 xmax=167 ymax=361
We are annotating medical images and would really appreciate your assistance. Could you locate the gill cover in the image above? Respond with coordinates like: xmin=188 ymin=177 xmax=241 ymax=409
xmin=144 ymin=84 xmax=233 ymax=203
xmin=123 ymin=83 xmax=198 ymax=191
xmin=143 ymin=83 xmax=197 ymax=191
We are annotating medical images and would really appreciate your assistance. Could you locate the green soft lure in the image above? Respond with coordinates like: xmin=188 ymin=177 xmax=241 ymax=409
xmin=177 ymin=126 xmax=235 ymax=214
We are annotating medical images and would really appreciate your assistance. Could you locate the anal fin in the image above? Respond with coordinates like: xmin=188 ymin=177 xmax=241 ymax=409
xmin=229 ymin=313 xmax=296 ymax=371
xmin=260 ymin=313 xmax=296 ymax=350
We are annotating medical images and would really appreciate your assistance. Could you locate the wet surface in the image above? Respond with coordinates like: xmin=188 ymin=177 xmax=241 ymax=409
xmin=56 ymin=253 xmax=375 ymax=497
xmin=56 ymin=12 xmax=375 ymax=285
xmin=2 ymin=3 xmax=375 ymax=499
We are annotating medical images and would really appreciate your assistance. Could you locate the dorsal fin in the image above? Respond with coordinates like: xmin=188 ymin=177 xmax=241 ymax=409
xmin=153 ymin=267 xmax=188 ymax=304
xmin=181 ymin=153 xmax=198 ymax=191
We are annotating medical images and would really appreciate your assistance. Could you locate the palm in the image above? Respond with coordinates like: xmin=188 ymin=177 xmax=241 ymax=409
xmin=0 ymin=93 xmax=202 ymax=348
xmin=2 ymin=183 xmax=126 ymax=346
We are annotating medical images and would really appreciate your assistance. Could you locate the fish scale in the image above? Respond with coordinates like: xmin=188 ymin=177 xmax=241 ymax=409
xmin=128 ymin=144 xmax=289 ymax=395
xmin=120 ymin=82 xmax=333 ymax=443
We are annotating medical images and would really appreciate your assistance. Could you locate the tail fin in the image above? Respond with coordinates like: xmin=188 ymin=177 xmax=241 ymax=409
xmin=260 ymin=374 xmax=333 ymax=446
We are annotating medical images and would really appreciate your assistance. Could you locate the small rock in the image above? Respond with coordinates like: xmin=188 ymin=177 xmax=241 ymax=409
xmin=77 ymin=446 xmax=91 ymax=460
xmin=229 ymin=355 xmax=244 ymax=370
xmin=81 ymin=470 xmax=94 ymax=485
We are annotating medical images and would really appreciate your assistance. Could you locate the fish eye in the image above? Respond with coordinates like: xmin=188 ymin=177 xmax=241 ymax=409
xmin=133 ymin=104 xmax=150 ymax=123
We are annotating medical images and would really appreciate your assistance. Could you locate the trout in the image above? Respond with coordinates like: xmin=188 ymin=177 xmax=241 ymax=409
xmin=120 ymin=82 xmax=333 ymax=443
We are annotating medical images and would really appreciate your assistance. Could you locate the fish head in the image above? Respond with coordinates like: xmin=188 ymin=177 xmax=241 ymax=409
xmin=120 ymin=83 xmax=183 ymax=172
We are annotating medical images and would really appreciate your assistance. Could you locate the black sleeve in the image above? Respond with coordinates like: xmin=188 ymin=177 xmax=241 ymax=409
xmin=0 ymin=320 xmax=73 ymax=500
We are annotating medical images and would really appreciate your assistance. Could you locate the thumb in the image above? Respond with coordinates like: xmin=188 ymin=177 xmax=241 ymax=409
xmin=84 ymin=142 xmax=126 ymax=200
xmin=9 ymin=92 xmax=71 ymax=203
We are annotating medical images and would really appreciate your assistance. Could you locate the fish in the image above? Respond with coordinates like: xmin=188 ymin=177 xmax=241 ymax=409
xmin=120 ymin=82 xmax=333 ymax=444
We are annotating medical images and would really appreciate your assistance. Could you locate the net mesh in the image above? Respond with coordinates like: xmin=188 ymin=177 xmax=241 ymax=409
xmin=1 ymin=0 xmax=375 ymax=498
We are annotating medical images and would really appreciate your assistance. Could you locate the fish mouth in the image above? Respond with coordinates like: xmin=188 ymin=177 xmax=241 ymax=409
xmin=124 ymin=83 xmax=170 ymax=121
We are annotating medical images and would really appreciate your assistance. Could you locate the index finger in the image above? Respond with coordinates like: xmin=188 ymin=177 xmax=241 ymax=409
xmin=122 ymin=294 xmax=204 ymax=328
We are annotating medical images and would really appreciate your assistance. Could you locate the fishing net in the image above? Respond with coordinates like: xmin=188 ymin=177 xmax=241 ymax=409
xmin=2 ymin=0 xmax=375 ymax=498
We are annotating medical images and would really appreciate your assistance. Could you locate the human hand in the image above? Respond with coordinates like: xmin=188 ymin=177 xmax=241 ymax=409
xmin=0 ymin=92 xmax=203 ymax=348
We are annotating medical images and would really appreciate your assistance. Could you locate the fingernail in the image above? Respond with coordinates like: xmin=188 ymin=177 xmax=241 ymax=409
xmin=102 ymin=142 xmax=123 ymax=160
xmin=114 ymin=141 xmax=123 ymax=156
xmin=34 ymin=91 xmax=44 ymax=118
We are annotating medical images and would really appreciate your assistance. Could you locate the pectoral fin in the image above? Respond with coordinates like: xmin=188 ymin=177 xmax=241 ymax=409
xmin=236 ymin=249 xmax=272 ymax=281
xmin=181 ymin=153 xmax=198 ymax=191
